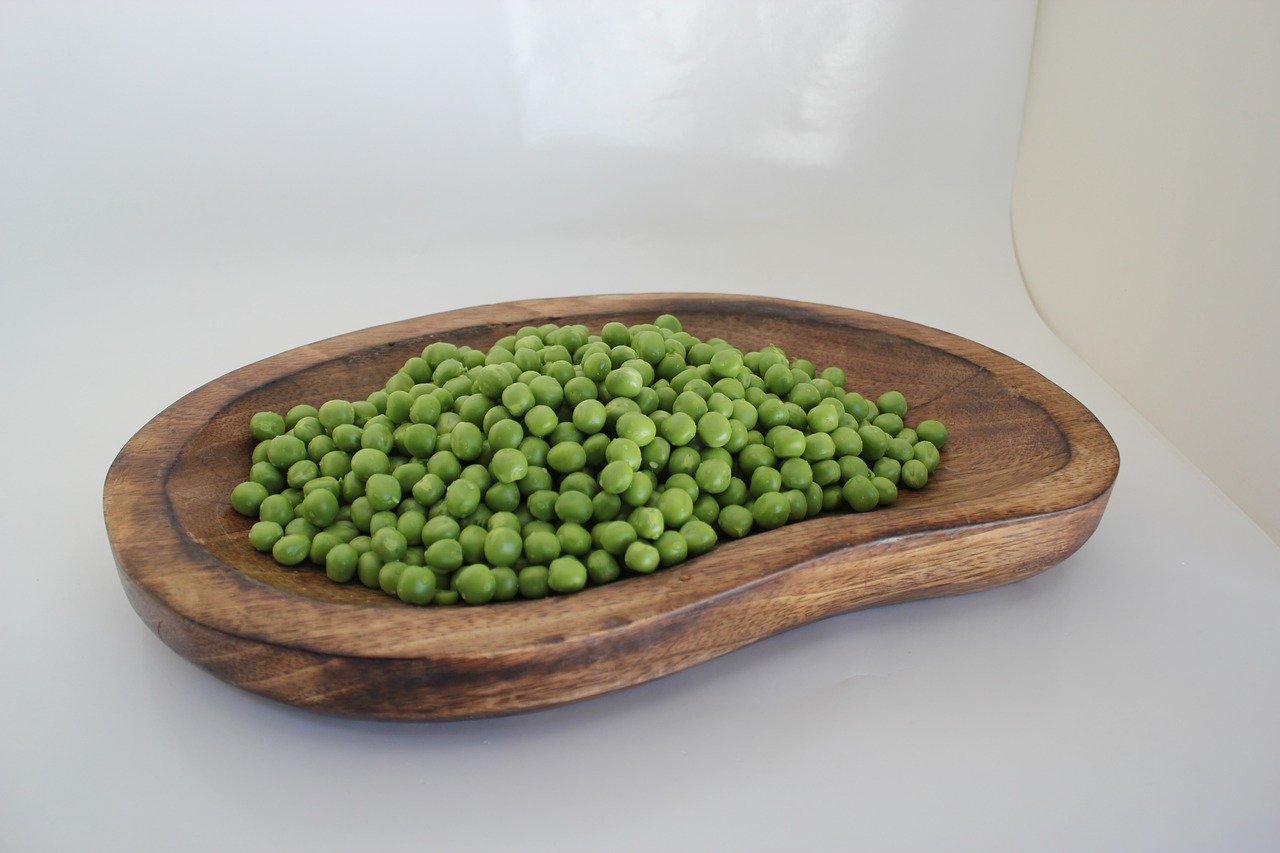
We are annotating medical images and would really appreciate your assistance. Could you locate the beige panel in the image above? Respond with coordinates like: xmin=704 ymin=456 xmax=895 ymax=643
xmin=1013 ymin=0 xmax=1280 ymax=541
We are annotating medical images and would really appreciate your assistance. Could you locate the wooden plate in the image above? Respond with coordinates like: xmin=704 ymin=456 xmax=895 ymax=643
xmin=103 ymin=294 xmax=1119 ymax=720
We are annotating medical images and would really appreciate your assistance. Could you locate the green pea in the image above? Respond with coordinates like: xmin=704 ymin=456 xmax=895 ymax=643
xmin=616 ymin=412 xmax=657 ymax=447
xmin=271 ymin=533 xmax=311 ymax=566
xmin=913 ymin=439 xmax=941 ymax=472
xmin=752 ymin=492 xmax=791 ymax=530
xmin=518 ymin=565 xmax=550 ymax=598
xmin=695 ymin=459 xmax=732 ymax=495
xmin=624 ymin=541 xmax=660 ymax=574
xmin=876 ymin=390 xmax=908 ymax=418
xmin=250 ymin=411 xmax=286 ymax=441
xmin=372 ymin=526 xmax=408 ymax=562
xmin=248 ymin=520 xmax=283 ymax=552
xmin=376 ymin=560 xmax=406 ymax=595
xmin=445 ymin=478 xmax=481 ymax=517
xmin=356 ymin=551 xmax=384 ymax=588
xmin=390 ymin=565 xmax=433 ymax=604
xmin=872 ymin=457 xmax=901 ymax=484
xmin=901 ymin=459 xmax=929 ymax=489
xmin=230 ymin=481 xmax=268 ymax=517
xmin=300 ymin=488 xmax=339 ymax=526
xmin=806 ymin=403 xmax=841 ymax=433
xmin=842 ymin=476 xmax=879 ymax=512
xmin=871 ymin=476 xmax=898 ymax=506
xmin=598 ymin=459 xmax=635 ymax=495
xmin=654 ymin=530 xmax=688 ymax=566
xmin=557 ymin=522 xmax=593 ymax=556
xmin=325 ymin=543 xmax=359 ymax=583
xmin=267 ymin=434 xmax=307 ymax=469
xmin=857 ymin=424 xmax=889 ymax=461
xmin=257 ymin=493 xmax=294 ymax=527
xmin=769 ymin=427 xmax=806 ymax=459
xmin=547 ymin=556 xmax=588 ymax=593
xmin=915 ymin=420 xmax=948 ymax=449
xmin=483 ymin=528 xmax=523 ymax=567
xmin=717 ymin=505 xmax=753 ymax=538
xmin=453 ymin=564 xmax=496 ymax=604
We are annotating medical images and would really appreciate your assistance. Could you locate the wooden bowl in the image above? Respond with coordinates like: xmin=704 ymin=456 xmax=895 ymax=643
xmin=103 ymin=294 xmax=1119 ymax=720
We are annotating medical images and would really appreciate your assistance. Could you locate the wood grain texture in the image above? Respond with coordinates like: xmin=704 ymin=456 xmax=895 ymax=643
xmin=103 ymin=294 xmax=1120 ymax=720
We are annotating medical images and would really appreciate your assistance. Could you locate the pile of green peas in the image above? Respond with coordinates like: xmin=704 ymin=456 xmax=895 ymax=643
xmin=229 ymin=315 xmax=948 ymax=606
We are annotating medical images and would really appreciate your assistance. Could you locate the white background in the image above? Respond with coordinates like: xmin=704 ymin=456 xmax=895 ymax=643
xmin=2 ymin=2 xmax=1277 ymax=851
xmin=1014 ymin=0 xmax=1280 ymax=543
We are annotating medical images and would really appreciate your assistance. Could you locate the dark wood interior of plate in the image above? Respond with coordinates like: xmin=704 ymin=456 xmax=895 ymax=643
xmin=107 ymin=294 xmax=1117 ymax=720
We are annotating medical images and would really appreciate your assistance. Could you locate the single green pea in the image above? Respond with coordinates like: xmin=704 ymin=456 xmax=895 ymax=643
xmin=377 ymin=560 xmax=407 ymax=595
xmin=300 ymin=488 xmax=339 ymax=527
xmin=595 ymin=520 xmax=637 ymax=556
xmin=271 ymin=533 xmax=311 ymax=566
xmin=445 ymin=478 xmax=482 ymax=517
xmin=680 ymin=519 xmax=717 ymax=555
xmin=717 ymin=504 xmax=754 ymax=538
xmin=522 ymin=404 xmax=557 ymax=438
xmin=871 ymin=476 xmax=898 ymax=506
xmin=629 ymin=506 xmax=665 ymax=540
xmin=656 ymin=488 xmax=694 ymax=527
xmin=250 ymin=411 xmax=286 ymax=441
xmin=521 ymin=529 xmax=560 ymax=564
xmin=391 ymin=565 xmax=435 ymax=605
xmin=838 ymin=455 xmax=871 ymax=482
xmin=518 ymin=565 xmax=550 ymax=599
xmin=257 ymin=493 xmax=294 ymax=527
xmin=913 ymin=419 xmax=947 ymax=449
xmin=360 ymin=421 xmax=394 ymax=454
xmin=356 ymin=551 xmax=384 ymax=588
xmin=557 ymin=522 xmax=593 ymax=555
xmin=857 ymin=424 xmax=889 ymax=461
xmin=230 ymin=481 xmax=269 ymax=517
xmin=597 ymin=459 xmax=634 ymax=495
xmin=603 ymin=367 xmax=643 ymax=399
xmin=592 ymin=490 xmax=623 ymax=523
xmin=548 ymin=556 xmax=588 ymax=593
xmin=769 ymin=427 xmax=807 ymax=459
xmin=624 ymin=541 xmax=661 ymax=574
xmin=250 ymin=439 xmax=271 ymax=465
xmin=267 ymin=434 xmax=307 ymax=469
xmin=876 ymin=390 xmax=908 ymax=418
xmin=307 ymin=434 xmax=339 ymax=462
xmin=654 ymin=530 xmax=688 ymax=567
xmin=752 ymin=491 xmax=791 ymax=530
xmin=780 ymin=458 xmax=813 ymax=490
xmin=454 ymin=564 xmax=497 ymax=604
xmin=482 ymin=527 xmax=523 ymax=567
xmin=616 ymin=412 xmax=657 ymax=447
xmin=872 ymin=457 xmax=902 ymax=484
xmin=913 ymin=440 xmax=941 ymax=473
xmin=843 ymin=476 xmax=879 ymax=512
xmin=325 ymin=543 xmax=359 ymax=583
xmin=331 ymin=423 xmax=363 ymax=453
xmin=806 ymin=403 xmax=841 ymax=433
xmin=901 ymin=459 xmax=929 ymax=489
xmin=873 ymin=412 xmax=904 ymax=436
xmin=695 ymin=459 xmax=732 ymax=495
xmin=351 ymin=447 xmax=390 ymax=479
xmin=372 ymin=526 xmax=408 ymax=562
xmin=364 ymin=472 xmax=402 ymax=512
xmin=285 ymin=459 xmax=319 ymax=489
xmin=585 ymin=550 xmax=621 ymax=584
xmin=248 ymin=520 xmax=283 ymax=552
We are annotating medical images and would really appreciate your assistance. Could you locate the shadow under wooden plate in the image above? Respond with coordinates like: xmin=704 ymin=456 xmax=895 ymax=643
xmin=103 ymin=294 xmax=1119 ymax=720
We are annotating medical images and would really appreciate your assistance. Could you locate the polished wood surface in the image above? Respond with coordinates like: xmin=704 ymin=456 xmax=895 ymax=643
xmin=104 ymin=294 xmax=1120 ymax=720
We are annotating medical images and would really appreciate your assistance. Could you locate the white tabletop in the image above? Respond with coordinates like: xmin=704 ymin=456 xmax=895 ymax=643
xmin=3 ymin=3 xmax=1277 ymax=850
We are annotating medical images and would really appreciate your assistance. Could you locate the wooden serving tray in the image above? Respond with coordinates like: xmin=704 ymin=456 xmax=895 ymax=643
xmin=103 ymin=294 xmax=1119 ymax=720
